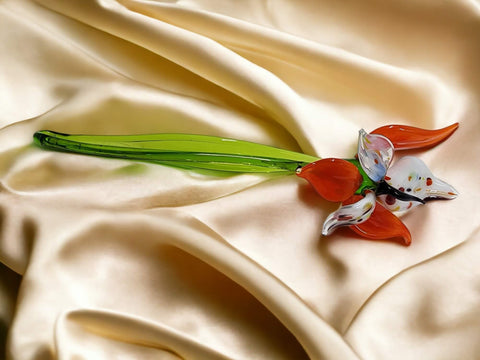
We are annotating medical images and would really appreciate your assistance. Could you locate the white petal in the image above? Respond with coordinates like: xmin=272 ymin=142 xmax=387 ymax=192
xmin=357 ymin=129 xmax=394 ymax=182
xmin=322 ymin=192 xmax=376 ymax=236
xmin=378 ymin=156 xmax=458 ymax=213
xmin=376 ymin=194 xmax=421 ymax=213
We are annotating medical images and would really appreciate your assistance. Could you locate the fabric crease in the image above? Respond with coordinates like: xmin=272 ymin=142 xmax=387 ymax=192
xmin=1 ymin=0 xmax=479 ymax=359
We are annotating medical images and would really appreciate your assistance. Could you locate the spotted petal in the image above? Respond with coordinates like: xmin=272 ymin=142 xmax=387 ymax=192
xmin=357 ymin=129 xmax=394 ymax=182
xmin=322 ymin=191 xmax=376 ymax=236
xmin=378 ymin=156 xmax=458 ymax=213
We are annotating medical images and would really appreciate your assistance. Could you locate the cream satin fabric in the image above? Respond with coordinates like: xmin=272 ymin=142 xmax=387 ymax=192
xmin=1 ymin=0 xmax=480 ymax=359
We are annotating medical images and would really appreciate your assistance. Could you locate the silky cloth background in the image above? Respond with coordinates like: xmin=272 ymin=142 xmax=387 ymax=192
xmin=1 ymin=0 xmax=480 ymax=359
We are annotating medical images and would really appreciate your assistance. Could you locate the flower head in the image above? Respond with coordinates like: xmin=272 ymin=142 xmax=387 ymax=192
xmin=297 ymin=123 xmax=459 ymax=245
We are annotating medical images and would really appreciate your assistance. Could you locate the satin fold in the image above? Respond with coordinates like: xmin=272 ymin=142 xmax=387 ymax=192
xmin=1 ymin=0 xmax=479 ymax=359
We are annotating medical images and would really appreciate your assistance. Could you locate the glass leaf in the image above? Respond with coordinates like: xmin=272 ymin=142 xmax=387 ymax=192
xmin=33 ymin=131 xmax=319 ymax=173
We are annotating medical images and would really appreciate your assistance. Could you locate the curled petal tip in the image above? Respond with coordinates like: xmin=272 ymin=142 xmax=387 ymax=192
xmin=371 ymin=123 xmax=459 ymax=150
xmin=448 ymin=187 xmax=459 ymax=198
xmin=425 ymin=178 xmax=459 ymax=200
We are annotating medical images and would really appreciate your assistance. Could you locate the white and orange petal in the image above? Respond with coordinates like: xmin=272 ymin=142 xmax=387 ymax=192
xmin=322 ymin=191 xmax=376 ymax=236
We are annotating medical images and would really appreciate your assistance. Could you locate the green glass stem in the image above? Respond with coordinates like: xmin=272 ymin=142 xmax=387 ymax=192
xmin=33 ymin=130 xmax=320 ymax=173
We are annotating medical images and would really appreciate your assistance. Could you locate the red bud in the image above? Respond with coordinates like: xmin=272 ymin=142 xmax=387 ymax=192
xmin=297 ymin=159 xmax=362 ymax=202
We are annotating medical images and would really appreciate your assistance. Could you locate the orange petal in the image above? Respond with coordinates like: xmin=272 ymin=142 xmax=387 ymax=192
xmin=297 ymin=158 xmax=362 ymax=202
xmin=370 ymin=123 xmax=458 ymax=150
xmin=349 ymin=202 xmax=412 ymax=246
xmin=342 ymin=194 xmax=364 ymax=205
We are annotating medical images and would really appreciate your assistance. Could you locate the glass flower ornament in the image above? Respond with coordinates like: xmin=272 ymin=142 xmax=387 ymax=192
xmin=296 ymin=123 xmax=459 ymax=245
xmin=33 ymin=123 xmax=458 ymax=246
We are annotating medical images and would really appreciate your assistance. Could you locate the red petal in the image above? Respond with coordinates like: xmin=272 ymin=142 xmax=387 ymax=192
xmin=370 ymin=123 xmax=458 ymax=150
xmin=342 ymin=194 xmax=364 ymax=205
xmin=297 ymin=158 xmax=362 ymax=202
xmin=349 ymin=202 xmax=412 ymax=246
